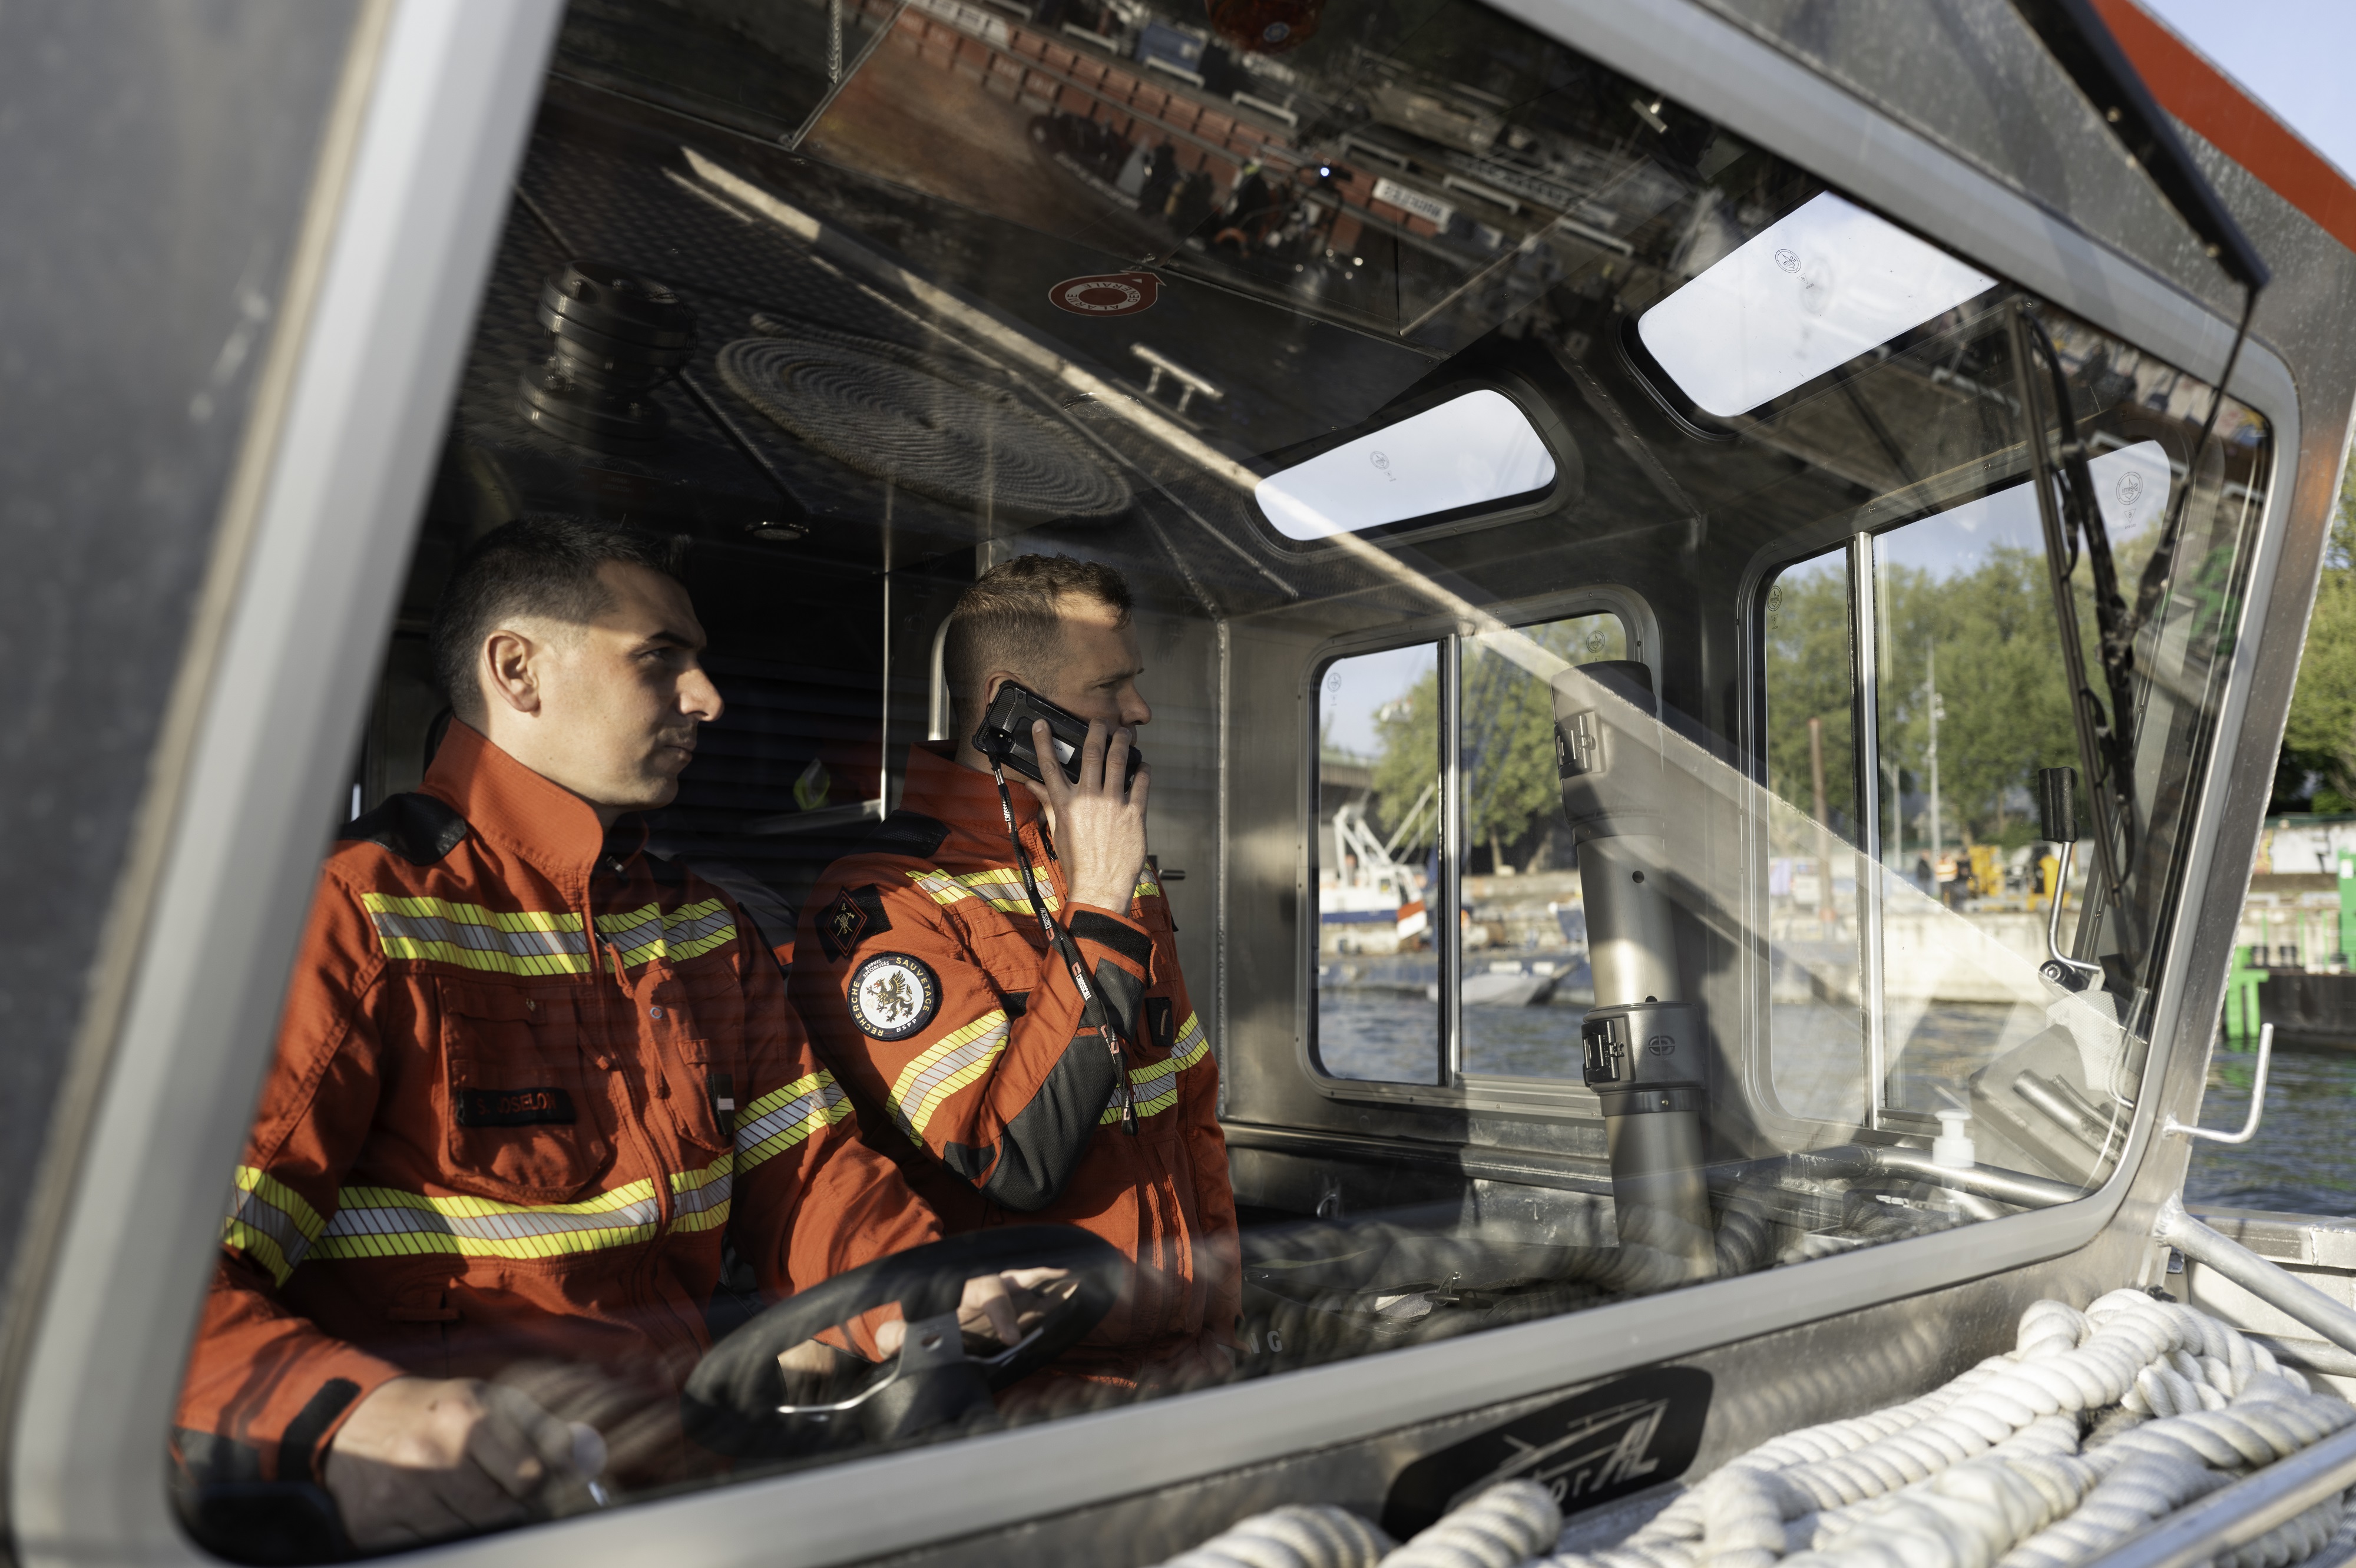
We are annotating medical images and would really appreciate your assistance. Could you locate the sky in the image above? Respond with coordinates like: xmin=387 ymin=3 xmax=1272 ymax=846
xmin=2135 ymin=0 xmax=2356 ymax=183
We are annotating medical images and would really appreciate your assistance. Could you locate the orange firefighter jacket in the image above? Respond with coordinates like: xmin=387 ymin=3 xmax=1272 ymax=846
xmin=174 ymin=723 xmax=938 ymax=1484
xmin=790 ymin=744 xmax=1237 ymax=1384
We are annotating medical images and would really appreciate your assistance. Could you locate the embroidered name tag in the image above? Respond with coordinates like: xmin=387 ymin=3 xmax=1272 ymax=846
xmin=454 ymin=1087 xmax=577 ymax=1127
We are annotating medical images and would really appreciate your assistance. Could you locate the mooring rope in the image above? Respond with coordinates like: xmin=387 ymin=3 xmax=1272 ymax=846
xmin=1154 ymin=1291 xmax=2356 ymax=1568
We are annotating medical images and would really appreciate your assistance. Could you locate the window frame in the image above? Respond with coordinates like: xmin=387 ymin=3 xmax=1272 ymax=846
xmin=4 ymin=2 xmax=2312 ymax=1566
xmin=1738 ymin=395 xmax=2269 ymax=1146
xmin=1299 ymin=585 xmax=1659 ymax=1112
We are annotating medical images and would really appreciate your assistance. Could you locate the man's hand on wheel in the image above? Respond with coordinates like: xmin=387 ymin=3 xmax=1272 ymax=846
xmin=1024 ymin=717 xmax=1148 ymax=914
xmin=858 ymin=1266 xmax=1073 ymax=1359
xmin=323 ymin=1375 xmax=581 ymax=1549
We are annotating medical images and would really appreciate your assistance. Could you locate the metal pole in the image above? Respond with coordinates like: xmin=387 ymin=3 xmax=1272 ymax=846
xmin=1926 ymin=642 xmax=1943 ymax=877
xmin=2153 ymin=1195 xmax=2356 ymax=1354
xmin=1809 ymin=716 xmax=1836 ymax=935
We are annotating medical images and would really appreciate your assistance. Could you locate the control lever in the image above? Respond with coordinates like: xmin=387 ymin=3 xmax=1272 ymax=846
xmin=2036 ymin=766 xmax=2103 ymax=992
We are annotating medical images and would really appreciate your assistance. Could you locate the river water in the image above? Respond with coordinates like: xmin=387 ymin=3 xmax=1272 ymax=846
xmin=1319 ymin=987 xmax=2356 ymax=1220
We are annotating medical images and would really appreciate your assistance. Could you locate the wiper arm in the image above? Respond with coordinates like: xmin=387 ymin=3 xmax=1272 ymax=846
xmin=2006 ymin=300 xmax=2139 ymax=968
xmin=2006 ymin=0 xmax=2268 ymax=293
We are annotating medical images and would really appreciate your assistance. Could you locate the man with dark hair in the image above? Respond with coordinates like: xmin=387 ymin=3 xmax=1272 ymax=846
xmin=793 ymin=554 xmax=1238 ymax=1398
xmin=174 ymin=518 xmax=1031 ymax=1549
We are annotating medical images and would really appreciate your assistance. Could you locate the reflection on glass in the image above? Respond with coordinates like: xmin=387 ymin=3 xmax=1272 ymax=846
xmin=1869 ymin=440 xmax=2172 ymax=1137
xmin=1255 ymin=391 xmax=1557 ymax=540
xmin=1460 ymin=615 xmax=1623 ymax=1077
xmin=1316 ymin=643 xmax=1440 ymax=1083
xmin=164 ymin=0 xmax=2285 ymax=1543
xmin=1763 ymin=550 xmax=1865 ymax=1124
xmin=1639 ymin=193 xmax=1997 ymax=418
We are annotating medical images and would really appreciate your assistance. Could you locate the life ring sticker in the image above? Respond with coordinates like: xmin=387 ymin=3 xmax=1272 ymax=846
xmin=1048 ymin=272 xmax=1161 ymax=316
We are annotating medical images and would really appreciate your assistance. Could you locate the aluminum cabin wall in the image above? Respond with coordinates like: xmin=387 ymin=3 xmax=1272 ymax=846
xmin=0 ymin=0 xmax=363 ymax=1412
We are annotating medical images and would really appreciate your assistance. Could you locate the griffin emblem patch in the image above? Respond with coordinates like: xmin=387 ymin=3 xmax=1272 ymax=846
xmin=849 ymin=952 xmax=939 ymax=1041
xmin=818 ymin=884 xmax=891 ymax=963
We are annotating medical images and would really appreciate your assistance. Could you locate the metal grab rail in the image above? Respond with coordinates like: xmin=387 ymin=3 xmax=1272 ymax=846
xmin=2153 ymin=1192 xmax=2356 ymax=1356
xmin=2163 ymin=1023 xmax=2274 ymax=1144
xmin=2076 ymin=1418 xmax=2356 ymax=1568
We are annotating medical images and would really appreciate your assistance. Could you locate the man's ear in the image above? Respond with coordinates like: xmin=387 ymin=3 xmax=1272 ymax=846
xmin=975 ymin=670 xmax=1029 ymax=725
xmin=483 ymin=628 xmax=544 ymax=717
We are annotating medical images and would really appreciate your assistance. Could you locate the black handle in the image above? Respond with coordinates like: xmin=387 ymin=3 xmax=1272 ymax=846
xmin=2038 ymin=766 xmax=2079 ymax=845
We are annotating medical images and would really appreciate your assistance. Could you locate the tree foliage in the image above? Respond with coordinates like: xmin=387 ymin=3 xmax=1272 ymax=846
xmin=2279 ymin=462 xmax=2356 ymax=813
xmin=1368 ymin=616 xmax=1623 ymax=871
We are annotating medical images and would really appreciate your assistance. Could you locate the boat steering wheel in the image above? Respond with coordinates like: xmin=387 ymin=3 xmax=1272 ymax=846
xmin=681 ymin=1226 xmax=1124 ymax=1458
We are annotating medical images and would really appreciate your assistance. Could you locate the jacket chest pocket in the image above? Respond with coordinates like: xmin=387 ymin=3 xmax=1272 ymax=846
xmin=643 ymin=961 xmax=741 ymax=1159
xmin=436 ymin=978 xmax=610 ymax=1202
xmin=969 ymin=925 xmax=1050 ymax=1021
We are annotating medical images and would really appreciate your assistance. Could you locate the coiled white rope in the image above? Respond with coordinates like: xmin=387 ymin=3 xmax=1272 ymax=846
xmin=1382 ymin=1483 xmax=1563 ymax=1568
xmin=1156 ymin=1292 xmax=2356 ymax=1568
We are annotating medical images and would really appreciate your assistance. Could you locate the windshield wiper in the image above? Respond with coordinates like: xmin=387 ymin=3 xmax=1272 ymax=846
xmin=2006 ymin=300 xmax=2139 ymax=974
xmin=2000 ymin=0 xmax=2273 ymax=987
xmin=2006 ymin=0 xmax=2268 ymax=294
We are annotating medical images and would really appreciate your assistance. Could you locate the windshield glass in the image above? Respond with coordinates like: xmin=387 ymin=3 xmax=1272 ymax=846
xmin=173 ymin=0 xmax=2272 ymax=1555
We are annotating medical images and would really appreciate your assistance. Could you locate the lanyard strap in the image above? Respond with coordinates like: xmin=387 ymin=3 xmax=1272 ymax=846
xmin=992 ymin=766 xmax=1139 ymax=1135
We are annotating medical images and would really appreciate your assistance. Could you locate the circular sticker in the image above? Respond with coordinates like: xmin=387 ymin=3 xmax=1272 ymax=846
xmin=1048 ymin=272 xmax=1162 ymax=316
xmin=849 ymin=952 xmax=940 ymax=1041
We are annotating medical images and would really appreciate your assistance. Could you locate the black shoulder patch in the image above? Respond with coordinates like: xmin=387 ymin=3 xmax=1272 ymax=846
xmin=864 ymin=809 xmax=951 ymax=860
xmin=339 ymin=793 xmax=468 ymax=865
xmin=816 ymin=884 xmax=892 ymax=964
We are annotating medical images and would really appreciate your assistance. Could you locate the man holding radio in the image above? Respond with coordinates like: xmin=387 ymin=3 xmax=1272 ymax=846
xmin=791 ymin=555 xmax=1237 ymax=1397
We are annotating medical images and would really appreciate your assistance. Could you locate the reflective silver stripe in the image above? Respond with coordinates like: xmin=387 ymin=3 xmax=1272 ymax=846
xmin=310 ymin=1180 xmax=664 ymax=1261
xmin=673 ymin=1170 xmax=733 ymax=1222
xmin=667 ymin=903 xmax=733 ymax=947
xmin=597 ymin=898 xmax=739 ymax=967
xmin=597 ymin=906 xmax=665 ymax=954
xmin=736 ymin=1072 xmax=853 ymax=1170
xmin=736 ymin=1081 xmax=839 ymax=1153
xmin=889 ymin=1012 xmax=1011 ymax=1142
xmin=369 ymin=908 xmax=588 ymax=961
xmin=224 ymin=1166 xmax=327 ymax=1284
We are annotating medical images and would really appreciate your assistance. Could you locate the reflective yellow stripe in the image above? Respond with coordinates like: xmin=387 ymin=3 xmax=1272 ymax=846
xmin=222 ymin=1165 xmax=327 ymax=1286
xmin=908 ymin=869 xmax=968 ymax=906
xmin=887 ymin=1011 xmax=1010 ymax=1144
xmin=305 ymin=1157 xmax=739 ymax=1263
xmin=670 ymin=1153 xmax=736 ymax=1233
xmin=735 ymin=1071 xmax=852 ymax=1172
xmin=1134 ymin=872 xmax=1161 ymax=900
xmin=595 ymin=898 xmax=737 ymax=968
xmin=312 ymin=1177 xmax=663 ymax=1262
xmin=360 ymin=893 xmax=591 ymax=976
xmin=1100 ymin=1011 xmax=1210 ymax=1124
xmin=903 ymin=865 xmax=1060 ymax=916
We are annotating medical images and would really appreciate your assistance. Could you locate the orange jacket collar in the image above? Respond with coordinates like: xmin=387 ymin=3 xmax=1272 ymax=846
xmin=901 ymin=741 xmax=1045 ymax=841
xmin=421 ymin=722 xmax=646 ymax=884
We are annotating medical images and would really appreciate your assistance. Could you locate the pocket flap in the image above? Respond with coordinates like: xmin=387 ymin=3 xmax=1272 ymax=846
xmin=435 ymin=976 xmax=535 ymax=1023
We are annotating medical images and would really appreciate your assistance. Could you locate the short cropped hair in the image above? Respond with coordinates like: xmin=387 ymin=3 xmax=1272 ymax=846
xmin=429 ymin=516 xmax=690 ymax=725
xmin=943 ymin=555 xmax=1133 ymax=733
